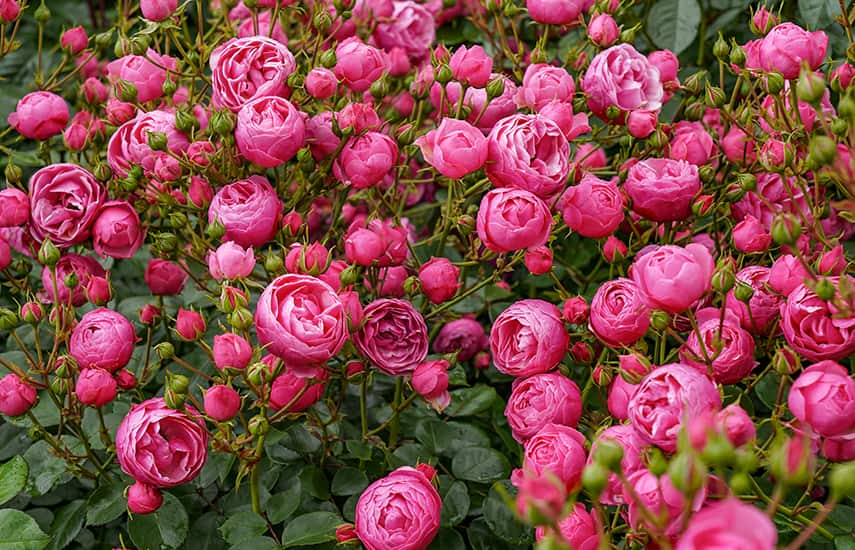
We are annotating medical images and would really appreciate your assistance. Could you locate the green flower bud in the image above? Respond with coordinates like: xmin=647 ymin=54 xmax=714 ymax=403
xmin=147 ymin=131 xmax=169 ymax=152
xmin=729 ymin=44 xmax=746 ymax=67
xmin=839 ymin=93 xmax=855 ymax=122
xmin=38 ymin=238 xmax=61 ymax=267
xmin=0 ymin=308 xmax=18 ymax=330
xmin=700 ymin=435 xmax=736 ymax=468
xmin=831 ymin=118 xmax=849 ymax=137
xmin=210 ymin=110 xmax=235 ymax=137
xmin=247 ymin=362 xmax=268 ymax=386
xmin=264 ymin=251 xmax=284 ymax=274
xmin=771 ymin=213 xmax=802 ymax=245
xmin=4 ymin=162 xmax=22 ymax=184
xmin=683 ymin=71 xmax=708 ymax=96
xmin=733 ymin=281 xmax=754 ymax=303
xmin=155 ymin=342 xmax=175 ymax=360
xmin=249 ymin=415 xmax=269 ymax=436
xmin=829 ymin=462 xmax=855 ymax=500
xmin=313 ymin=10 xmax=332 ymax=32
xmin=649 ymin=310 xmax=670 ymax=331
xmin=131 ymin=35 xmax=150 ymax=56
xmin=94 ymin=31 xmax=114 ymax=52
xmin=164 ymin=388 xmax=185 ymax=409
xmin=712 ymin=34 xmax=729 ymax=61
xmin=772 ymin=346 xmax=800 ymax=375
xmin=594 ymin=440 xmax=624 ymax=472
xmin=684 ymin=101 xmax=706 ymax=121
xmin=619 ymin=27 xmax=636 ymax=44
xmin=668 ymin=452 xmax=707 ymax=496
xmin=808 ymin=135 xmax=838 ymax=166
xmin=646 ymin=447 xmax=668 ymax=476
xmin=711 ymin=268 xmax=735 ymax=294
xmin=207 ymin=220 xmax=226 ymax=241
xmin=319 ymin=49 xmax=337 ymax=68
xmin=168 ymin=211 xmax=188 ymax=229
xmin=286 ymin=71 xmax=304 ymax=89
xmin=175 ymin=109 xmax=200 ymax=133
xmin=228 ymin=307 xmax=253 ymax=330
xmin=814 ymin=278 xmax=836 ymax=301
xmin=729 ymin=472 xmax=751 ymax=494
xmin=582 ymin=462 xmax=609 ymax=498
xmin=764 ymin=71 xmax=785 ymax=95
xmin=486 ymin=77 xmax=506 ymax=100
xmin=769 ymin=435 xmax=813 ymax=486
xmin=63 ymin=272 xmax=79 ymax=290
xmin=796 ymin=69 xmax=826 ymax=105
xmin=705 ymin=84 xmax=726 ymax=108
xmin=34 ymin=2 xmax=51 ymax=24
xmin=117 ymin=79 xmax=138 ymax=103
xmin=93 ymin=163 xmax=112 ymax=181
xmin=168 ymin=372 xmax=191 ymax=394
xmin=339 ymin=265 xmax=360 ymax=288
xmin=605 ymin=105 xmax=622 ymax=120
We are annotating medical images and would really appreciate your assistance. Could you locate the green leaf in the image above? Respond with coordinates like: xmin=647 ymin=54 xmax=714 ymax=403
xmin=219 ymin=511 xmax=267 ymax=545
xmin=647 ymin=0 xmax=702 ymax=55
xmin=331 ymin=468 xmax=369 ymax=496
xmin=836 ymin=536 xmax=855 ymax=550
xmin=483 ymin=482 xmax=534 ymax=546
xmin=228 ymin=536 xmax=278 ymax=550
xmin=267 ymin=480 xmax=302 ymax=524
xmin=47 ymin=500 xmax=86 ymax=550
xmin=128 ymin=492 xmax=189 ymax=550
xmin=23 ymin=441 xmax=70 ymax=496
xmin=444 ymin=385 xmax=497 ymax=417
xmin=86 ymin=482 xmax=126 ymax=526
xmin=451 ymin=448 xmax=510 ymax=483
xmin=798 ymin=0 xmax=842 ymax=29
xmin=184 ymin=512 xmax=227 ymax=550
xmin=428 ymin=528 xmax=466 ymax=550
xmin=466 ymin=517 xmax=528 ymax=550
xmin=280 ymin=511 xmax=341 ymax=548
xmin=439 ymin=481 xmax=470 ymax=527
xmin=0 ymin=456 xmax=27 ymax=506
xmin=0 ymin=509 xmax=50 ymax=550
xmin=755 ymin=371 xmax=782 ymax=411
xmin=415 ymin=420 xmax=490 ymax=457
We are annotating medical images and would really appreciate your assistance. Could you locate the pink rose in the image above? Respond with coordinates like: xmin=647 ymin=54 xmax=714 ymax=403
xmin=485 ymin=114 xmax=570 ymax=199
xmin=354 ymin=299 xmax=429 ymax=376
xmin=515 ymin=64 xmax=576 ymax=111
xmin=355 ymin=467 xmax=441 ymax=550
xmin=505 ymin=372 xmax=582 ymax=442
xmin=0 ymin=188 xmax=29 ymax=227
xmin=0 ymin=374 xmax=36 ymax=416
xmin=631 ymin=243 xmax=714 ymax=314
xmin=769 ymin=254 xmax=810 ymax=296
xmin=490 ymin=299 xmax=569 ymax=377
xmin=41 ymin=254 xmax=105 ymax=306
xmin=625 ymin=468 xmax=704 ymax=541
xmin=210 ymin=36 xmax=296 ymax=111
xmin=333 ymin=132 xmax=399 ymax=189
xmin=583 ymin=44 xmax=663 ymax=119
xmin=626 ymin=109 xmax=658 ymax=138
xmin=144 ymin=259 xmax=187 ymax=296
xmin=561 ymin=173 xmax=624 ymax=238
xmin=236 ymin=11 xmax=288 ymax=44
xmin=732 ymin=214 xmax=771 ymax=253
xmin=432 ymin=317 xmax=488 ymax=361
xmin=208 ymin=175 xmax=283 ymax=247
xmin=204 ymin=385 xmax=241 ymax=421
xmin=535 ymin=503 xmax=599 ymax=549
xmin=91 ymin=201 xmax=144 ymax=259
xmin=0 ymin=0 xmax=19 ymax=22
xmin=647 ymin=49 xmax=679 ymax=83
xmin=680 ymin=311 xmax=757 ymax=384
xmin=108 ymin=111 xmax=190 ymax=177
xmin=623 ymin=158 xmax=700 ymax=222
xmin=725 ymin=266 xmax=784 ymax=335
xmin=476 ymin=188 xmax=552 ymax=253
xmin=116 ymin=397 xmax=208 ymax=487
xmin=69 ymin=308 xmax=136 ymax=373
xmin=668 ymin=121 xmax=714 ymax=166
xmin=628 ymin=363 xmax=722 ymax=453
xmin=525 ymin=0 xmax=590 ymax=25
xmin=822 ymin=428 xmax=855 ymax=462
xmin=418 ymin=256 xmax=461 ymax=304
xmin=788 ymin=360 xmax=855 ymax=437
xmin=208 ymin=241 xmax=255 ymax=280
xmin=588 ymin=13 xmax=619 ymax=46
xmin=589 ymin=278 xmax=650 ymax=347
xmin=518 ymin=423 xmax=587 ymax=492
xmin=285 ymin=242 xmax=330 ymax=275
xmin=28 ymin=163 xmax=105 ymax=248
xmin=720 ymin=126 xmax=757 ymax=165
xmin=127 ymin=481 xmax=163 ymax=515
xmin=344 ymin=218 xmax=409 ymax=267
xmin=107 ymin=50 xmax=176 ymax=103
xmin=607 ymin=375 xmax=637 ymax=421
xmin=235 ymin=96 xmax=306 ymax=168
xmin=60 ymin=26 xmax=87 ymax=53
xmin=465 ymin=74 xmax=518 ymax=131
xmin=305 ymin=67 xmax=338 ymax=99
xmin=75 ymin=368 xmax=117 ymax=407
xmin=537 ymin=100 xmax=591 ymax=140
xmin=335 ymin=37 xmax=388 ymax=93
xmin=415 ymin=118 xmax=487 ymax=179
xmin=449 ymin=45 xmax=492 ymax=87
xmin=8 ymin=91 xmax=69 ymax=140
xmin=781 ymin=278 xmax=855 ymax=362
xmin=141 ymin=0 xmax=177 ymax=20
xmin=717 ymin=404 xmax=756 ymax=448
xmin=676 ymin=498 xmax=776 ymax=550
xmin=255 ymin=274 xmax=349 ymax=368
xmin=373 ymin=1 xmax=435 ymax=61
xmin=587 ymin=425 xmax=645 ymax=505
xmin=759 ymin=23 xmax=828 ymax=80
xmin=268 ymin=363 xmax=328 ymax=412
xmin=412 ymin=359 xmax=450 ymax=411
xmin=212 ymin=333 xmax=253 ymax=370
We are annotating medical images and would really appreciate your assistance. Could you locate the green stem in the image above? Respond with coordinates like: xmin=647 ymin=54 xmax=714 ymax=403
xmin=387 ymin=378 xmax=403 ymax=448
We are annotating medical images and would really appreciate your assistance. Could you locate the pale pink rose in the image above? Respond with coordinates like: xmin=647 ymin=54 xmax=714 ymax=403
xmin=624 ymin=158 xmax=700 ymax=222
xmin=768 ymin=254 xmax=810 ymax=296
xmin=515 ymin=63 xmax=576 ymax=111
xmin=781 ymin=278 xmax=855 ymax=362
xmin=759 ymin=23 xmax=828 ymax=80
xmin=108 ymin=110 xmax=190 ymax=177
xmin=476 ymin=187 xmax=552 ymax=253
xmin=631 ymin=243 xmax=714 ymax=314
xmin=354 ymin=299 xmax=429 ymax=376
xmin=8 ymin=91 xmax=69 ymax=140
xmin=208 ymin=175 xmax=283 ymax=247
xmin=490 ymin=299 xmax=569 ymax=377
xmin=209 ymin=36 xmax=296 ymax=111
xmin=373 ymin=1 xmax=435 ymax=61
xmin=28 ymin=163 xmax=105 ymax=248
xmin=676 ymin=498 xmax=776 ymax=550
xmin=582 ymin=44 xmax=663 ymax=119
xmin=465 ymin=74 xmax=518 ymax=131
xmin=668 ymin=121 xmax=714 ymax=165
xmin=505 ymin=373 xmax=582 ymax=442
xmin=208 ymin=241 xmax=255 ymax=280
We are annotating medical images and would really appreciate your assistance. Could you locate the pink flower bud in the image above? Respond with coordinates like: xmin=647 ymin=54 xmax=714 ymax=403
xmin=602 ymin=236 xmax=627 ymax=263
xmin=204 ymin=385 xmax=241 ymax=421
xmin=208 ymin=241 xmax=255 ymax=280
xmin=75 ymin=368 xmax=117 ymax=407
xmin=305 ymin=68 xmax=338 ymax=99
xmin=285 ymin=242 xmax=330 ymax=275
xmin=588 ymin=14 xmax=619 ymax=47
xmin=0 ymin=374 xmax=36 ymax=416
xmin=116 ymin=369 xmax=137 ymax=391
xmin=60 ymin=26 xmax=88 ymax=54
xmin=418 ymin=257 xmax=461 ymax=304
xmin=188 ymin=176 xmax=213 ymax=207
xmin=416 ymin=463 xmax=437 ymax=482
xmin=0 ymin=188 xmax=29 ymax=227
xmin=335 ymin=524 xmax=358 ymax=543
xmin=627 ymin=110 xmax=657 ymax=138
xmin=82 ymin=78 xmax=108 ymax=104
xmin=175 ymin=309 xmax=206 ymax=341
xmin=85 ymin=276 xmax=112 ymax=305
xmin=212 ymin=333 xmax=252 ymax=370
xmin=732 ymin=214 xmax=771 ymax=254
xmin=139 ymin=304 xmax=161 ymax=326
xmin=140 ymin=0 xmax=177 ymax=21
xmin=562 ymin=297 xmax=589 ymax=324
xmin=127 ymin=481 xmax=163 ymax=515
xmin=524 ymin=245 xmax=553 ymax=275
xmin=818 ymin=245 xmax=846 ymax=275
xmin=144 ymin=259 xmax=187 ymax=296
xmin=412 ymin=360 xmax=450 ymax=411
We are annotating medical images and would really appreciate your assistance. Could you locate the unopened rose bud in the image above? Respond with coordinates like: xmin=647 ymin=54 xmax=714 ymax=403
xmin=797 ymin=69 xmax=826 ymax=105
xmin=0 ymin=308 xmax=18 ymax=330
xmin=248 ymin=415 xmax=269 ymax=436
xmin=729 ymin=43 xmax=747 ymax=67
xmin=733 ymin=281 xmax=754 ymax=303
xmin=771 ymin=213 xmax=802 ymax=245
xmin=764 ymin=71 xmax=785 ymax=95
xmin=582 ymin=463 xmax=609 ymax=498
xmin=38 ymin=238 xmax=60 ymax=267
xmin=712 ymin=34 xmax=729 ymax=60
xmin=154 ymin=342 xmax=174 ymax=360
xmin=668 ymin=452 xmax=707 ymax=495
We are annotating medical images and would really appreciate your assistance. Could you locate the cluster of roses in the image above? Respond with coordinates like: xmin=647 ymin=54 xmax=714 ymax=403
xmin=0 ymin=0 xmax=853 ymax=548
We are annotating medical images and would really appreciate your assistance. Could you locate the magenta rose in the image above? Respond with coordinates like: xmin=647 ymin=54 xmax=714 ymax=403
xmin=335 ymin=37 xmax=388 ymax=93
xmin=255 ymin=274 xmax=349 ymax=368
xmin=449 ymin=45 xmax=492 ymax=87
xmin=680 ymin=311 xmax=757 ymax=384
xmin=476 ymin=187 xmax=552 ymax=253
xmin=582 ymin=44 xmax=663 ymax=119
xmin=116 ymin=397 xmax=208 ymax=487
xmin=75 ymin=368 xmax=117 ymax=408
xmin=108 ymin=111 xmax=190 ymax=177
xmin=505 ymin=373 xmax=582 ymax=443
xmin=354 ymin=299 xmax=429 ymax=376
xmin=607 ymin=376 xmax=637 ymax=421
xmin=788 ymin=360 xmax=855 ymax=437
xmin=415 ymin=118 xmax=487 ymax=179
xmin=333 ymin=132 xmax=399 ymax=189
xmin=515 ymin=63 xmax=576 ymax=111
xmin=212 ymin=333 xmax=253 ymax=370
xmin=781 ymin=277 xmax=855 ymax=362
xmin=355 ymin=467 xmax=441 ymax=550
xmin=268 ymin=363 xmax=328 ymax=412
xmin=0 ymin=188 xmax=28 ymax=227
xmin=631 ymin=243 xmax=714 ymax=314
xmin=69 ymin=307 xmax=136 ymax=373
xmin=207 ymin=241 xmax=255 ymax=280
xmin=210 ymin=36 xmax=296 ymax=111
xmin=412 ymin=359 xmax=451 ymax=411
xmin=759 ymin=23 xmax=828 ymax=80
xmin=668 ymin=121 xmax=715 ymax=166
xmin=140 ymin=0 xmax=176 ymax=20
xmin=490 ymin=299 xmax=569 ymax=377
xmin=518 ymin=423 xmax=587 ymax=492
xmin=587 ymin=425 xmax=646 ymax=505
xmin=144 ymin=258 xmax=187 ymax=296
xmin=106 ymin=49 xmax=176 ymax=103
xmin=373 ymin=0 xmax=435 ymax=61
xmin=203 ymin=385 xmax=241 ymax=421
xmin=628 ymin=363 xmax=722 ymax=453
xmin=235 ymin=95 xmax=306 ymax=168
xmin=8 ymin=91 xmax=69 ymax=140
xmin=91 ymin=201 xmax=145 ymax=259
xmin=465 ymin=74 xmax=518 ymax=131
xmin=535 ymin=503 xmax=598 ymax=549
xmin=561 ymin=173 xmax=625 ymax=238
xmin=525 ymin=0 xmax=591 ymax=25
xmin=208 ymin=175 xmax=283 ymax=247
xmin=725 ymin=266 xmax=784 ymax=335
xmin=0 ymin=374 xmax=37 ymax=417
xmin=623 ymin=158 xmax=700 ymax=222
xmin=28 ymin=163 xmax=106 ymax=248
xmin=432 ymin=317 xmax=488 ymax=361
xmin=676 ymin=498 xmax=776 ymax=550
xmin=418 ymin=256 xmax=461 ymax=304
xmin=41 ymin=253 xmax=105 ymax=306
xmin=485 ymin=114 xmax=570 ymax=199
xmin=589 ymin=278 xmax=651 ymax=347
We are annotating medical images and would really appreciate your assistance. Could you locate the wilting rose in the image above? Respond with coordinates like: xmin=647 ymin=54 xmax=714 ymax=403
xmin=116 ymin=397 xmax=208 ymax=487
xmin=69 ymin=307 xmax=136 ymax=373
xmin=490 ymin=299 xmax=569 ymax=377
xmin=476 ymin=188 xmax=553 ymax=253
xmin=780 ymin=277 xmax=855 ymax=362
xmin=589 ymin=278 xmax=650 ymax=347
xmin=505 ymin=373 xmax=582 ymax=442
xmin=28 ymin=163 xmax=106 ymax=248
xmin=208 ymin=176 xmax=283 ymax=247
xmin=354 ymin=299 xmax=429 ymax=376
xmin=210 ymin=36 xmax=296 ymax=111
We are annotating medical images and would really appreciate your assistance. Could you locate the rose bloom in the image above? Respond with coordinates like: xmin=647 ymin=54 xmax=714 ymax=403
xmin=490 ymin=299 xmax=569 ymax=377
xmin=415 ymin=118 xmax=487 ymax=179
xmin=208 ymin=241 xmax=255 ymax=280
xmin=212 ymin=333 xmax=253 ymax=370
xmin=759 ymin=23 xmax=828 ymax=80
xmin=449 ymin=45 xmax=492 ymax=87
xmin=108 ymin=111 xmax=191 ymax=177
xmin=680 ymin=311 xmax=757 ymax=384
xmin=144 ymin=259 xmax=187 ymax=296
xmin=535 ymin=503 xmax=598 ymax=549
xmin=209 ymin=36 xmax=296 ymax=111
xmin=526 ymin=0 xmax=591 ymax=25
xmin=418 ymin=256 xmax=461 ymax=304
xmin=724 ymin=266 xmax=784 ymax=335
xmin=69 ymin=307 xmax=136 ymax=373
xmin=116 ymin=397 xmax=208 ymax=487
xmin=235 ymin=96 xmax=306 ymax=168
xmin=624 ymin=158 xmax=700 ymax=222
xmin=515 ymin=63 xmax=576 ymax=111
xmin=208 ymin=175 xmax=283 ymax=247
xmin=607 ymin=375 xmax=637 ymax=421
xmin=628 ymin=363 xmax=722 ymax=453
xmin=255 ymin=274 xmax=349 ymax=369
xmin=355 ymin=467 xmax=441 ymax=550
xmin=561 ymin=173 xmax=625 ymax=238
xmin=668 ymin=121 xmax=714 ymax=166
xmin=485 ymin=114 xmax=570 ymax=199
xmin=589 ymin=278 xmax=651 ymax=347
xmin=631 ymin=243 xmax=714 ymax=314
xmin=106 ymin=49 xmax=176 ymax=103
xmin=788 ymin=360 xmax=855 ymax=437
xmin=373 ymin=0 xmax=435 ymax=61
xmin=505 ymin=373 xmax=582 ymax=442
xmin=41 ymin=254 xmax=105 ymax=306
xmin=141 ymin=0 xmax=176 ymax=20
xmin=465 ymin=73 xmax=518 ymax=132
xmin=0 ymin=374 xmax=37 ymax=417
xmin=8 ymin=91 xmax=69 ymax=140
xmin=75 ymin=368 xmax=118 ymax=408
xmin=354 ymin=299 xmax=429 ymax=376
xmin=305 ymin=67 xmax=337 ymax=99
xmin=28 ymin=163 xmax=105 ymax=248
xmin=538 ymin=100 xmax=591 ymax=141
xmin=781 ymin=278 xmax=855 ymax=362
xmin=675 ymin=498 xmax=776 ymax=550
xmin=518 ymin=424 xmax=587 ymax=492
xmin=732 ymin=173 xmax=809 ymax=231
xmin=582 ymin=44 xmax=663 ymax=119
xmin=432 ymin=317 xmax=488 ymax=361
xmin=476 ymin=188 xmax=552 ymax=253
xmin=0 ymin=188 xmax=28 ymax=227
xmin=624 ymin=468 xmax=704 ymax=541
xmin=268 ymin=363 xmax=328 ymax=412
xmin=91 ymin=201 xmax=145 ymax=259
xmin=335 ymin=37 xmax=388 ymax=93
xmin=587 ymin=425 xmax=646 ymax=505
xmin=412 ymin=359 xmax=450 ymax=411
xmin=333 ymin=132 xmax=399 ymax=189
xmin=823 ymin=428 xmax=855 ymax=462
